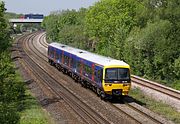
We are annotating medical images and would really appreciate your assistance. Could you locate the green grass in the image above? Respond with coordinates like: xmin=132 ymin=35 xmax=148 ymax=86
xmin=129 ymin=88 xmax=180 ymax=124
xmin=20 ymin=90 xmax=54 ymax=124
xmin=14 ymin=63 xmax=54 ymax=124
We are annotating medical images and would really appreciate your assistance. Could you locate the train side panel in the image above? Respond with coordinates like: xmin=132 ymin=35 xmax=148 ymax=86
xmin=48 ymin=44 xmax=104 ymax=91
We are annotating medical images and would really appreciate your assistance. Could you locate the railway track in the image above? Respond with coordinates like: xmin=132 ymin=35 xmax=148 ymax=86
xmin=17 ymin=32 xmax=111 ymax=124
xmin=131 ymin=75 xmax=180 ymax=100
xmin=28 ymin=32 xmax=173 ymax=124
xmin=111 ymin=102 xmax=164 ymax=124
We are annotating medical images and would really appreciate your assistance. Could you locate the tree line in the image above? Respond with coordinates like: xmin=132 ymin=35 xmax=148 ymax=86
xmin=42 ymin=0 xmax=180 ymax=89
xmin=0 ymin=1 xmax=25 ymax=123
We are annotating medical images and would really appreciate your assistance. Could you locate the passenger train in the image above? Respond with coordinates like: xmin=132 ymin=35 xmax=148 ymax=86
xmin=20 ymin=14 xmax=44 ymax=19
xmin=48 ymin=43 xmax=131 ymax=99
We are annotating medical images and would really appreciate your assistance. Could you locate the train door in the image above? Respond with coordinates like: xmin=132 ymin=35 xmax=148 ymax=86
xmin=49 ymin=47 xmax=54 ymax=59
xmin=95 ymin=65 xmax=103 ymax=89
xmin=71 ymin=54 xmax=76 ymax=70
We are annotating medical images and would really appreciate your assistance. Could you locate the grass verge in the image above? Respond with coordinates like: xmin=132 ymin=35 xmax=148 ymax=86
xmin=129 ymin=88 xmax=180 ymax=124
xmin=15 ymin=69 xmax=54 ymax=124
xmin=20 ymin=90 xmax=54 ymax=124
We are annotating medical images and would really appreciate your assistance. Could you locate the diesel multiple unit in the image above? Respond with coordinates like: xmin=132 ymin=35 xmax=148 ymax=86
xmin=20 ymin=14 xmax=44 ymax=19
xmin=48 ymin=43 xmax=131 ymax=99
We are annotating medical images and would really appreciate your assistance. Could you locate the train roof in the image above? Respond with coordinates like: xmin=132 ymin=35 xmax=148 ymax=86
xmin=49 ymin=42 xmax=129 ymax=67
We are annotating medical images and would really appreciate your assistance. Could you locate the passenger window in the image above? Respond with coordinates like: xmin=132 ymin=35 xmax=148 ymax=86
xmin=59 ymin=53 xmax=62 ymax=62
xmin=64 ymin=55 xmax=69 ymax=65
xmin=84 ymin=65 xmax=92 ymax=76
xmin=55 ymin=52 xmax=59 ymax=60
xmin=51 ymin=48 xmax=54 ymax=58
xmin=97 ymin=70 xmax=100 ymax=78
xmin=77 ymin=61 xmax=81 ymax=72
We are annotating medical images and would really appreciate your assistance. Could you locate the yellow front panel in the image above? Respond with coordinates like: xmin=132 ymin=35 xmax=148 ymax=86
xmin=102 ymin=65 xmax=131 ymax=95
xmin=103 ymin=83 xmax=131 ymax=95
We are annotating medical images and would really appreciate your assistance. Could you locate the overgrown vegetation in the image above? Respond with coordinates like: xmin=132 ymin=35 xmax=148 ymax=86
xmin=42 ymin=8 xmax=89 ymax=49
xmin=4 ymin=12 xmax=23 ymax=19
xmin=20 ymin=90 xmax=52 ymax=124
xmin=129 ymin=88 xmax=180 ymax=124
xmin=0 ymin=1 xmax=25 ymax=123
xmin=1 ymin=2 xmax=50 ymax=123
xmin=42 ymin=0 xmax=180 ymax=90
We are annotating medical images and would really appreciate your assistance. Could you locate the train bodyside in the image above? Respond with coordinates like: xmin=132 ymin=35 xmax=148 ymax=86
xmin=48 ymin=43 xmax=131 ymax=99
xmin=25 ymin=14 xmax=44 ymax=19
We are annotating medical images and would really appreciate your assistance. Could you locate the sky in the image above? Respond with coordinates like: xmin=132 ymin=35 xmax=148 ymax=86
xmin=3 ymin=0 xmax=99 ymax=15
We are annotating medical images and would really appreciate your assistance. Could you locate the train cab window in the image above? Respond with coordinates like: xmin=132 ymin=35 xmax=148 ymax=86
xmin=105 ymin=68 xmax=130 ymax=82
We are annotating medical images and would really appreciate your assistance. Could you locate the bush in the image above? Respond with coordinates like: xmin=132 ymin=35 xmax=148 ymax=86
xmin=0 ymin=103 xmax=20 ymax=124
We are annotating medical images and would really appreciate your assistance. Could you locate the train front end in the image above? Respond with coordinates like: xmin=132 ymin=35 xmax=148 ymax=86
xmin=102 ymin=65 xmax=131 ymax=97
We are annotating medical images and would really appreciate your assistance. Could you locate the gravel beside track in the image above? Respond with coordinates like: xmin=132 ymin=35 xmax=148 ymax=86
xmin=131 ymin=75 xmax=180 ymax=112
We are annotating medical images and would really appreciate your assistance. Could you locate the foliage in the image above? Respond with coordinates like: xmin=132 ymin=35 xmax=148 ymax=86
xmin=123 ymin=0 xmax=180 ymax=86
xmin=0 ymin=1 xmax=25 ymax=123
xmin=0 ymin=51 xmax=26 ymax=124
xmin=85 ymin=0 xmax=139 ymax=58
xmin=42 ymin=14 xmax=59 ymax=41
xmin=20 ymin=91 xmax=51 ymax=124
xmin=42 ymin=8 xmax=90 ymax=49
xmin=0 ymin=1 xmax=11 ymax=51
xmin=5 ymin=12 xmax=23 ymax=19
xmin=0 ymin=103 xmax=19 ymax=124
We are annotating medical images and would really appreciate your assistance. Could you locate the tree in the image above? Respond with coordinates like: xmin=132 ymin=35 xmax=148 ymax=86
xmin=42 ymin=8 xmax=89 ymax=49
xmin=0 ymin=2 xmax=25 ymax=123
xmin=124 ymin=0 xmax=180 ymax=87
xmin=0 ymin=1 xmax=11 ymax=51
xmin=85 ymin=0 xmax=139 ymax=58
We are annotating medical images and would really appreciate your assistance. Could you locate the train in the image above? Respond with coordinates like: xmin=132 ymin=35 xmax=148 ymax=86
xmin=20 ymin=14 xmax=44 ymax=19
xmin=48 ymin=43 xmax=131 ymax=99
